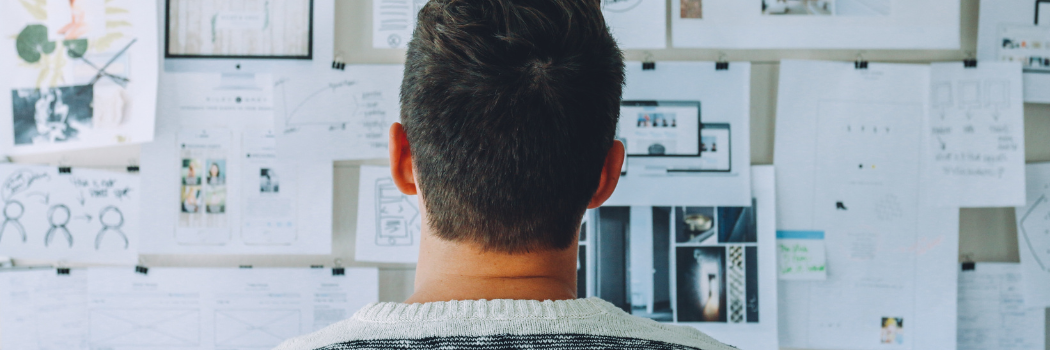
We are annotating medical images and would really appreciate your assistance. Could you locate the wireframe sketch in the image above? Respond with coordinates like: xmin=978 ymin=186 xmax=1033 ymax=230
xmin=167 ymin=0 xmax=312 ymax=57
xmin=375 ymin=178 xmax=419 ymax=246
xmin=762 ymin=0 xmax=890 ymax=16
xmin=90 ymin=309 xmax=200 ymax=346
xmin=95 ymin=206 xmax=127 ymax=250
xmin=44 ymin=204 xmax=73 ymax=248
xmin=959 ymin=81 xmax=982 ymax=109
xmin=374 ymin=0 xmax=428 ymax=48
xmin=985 ymin=80 xmax=1010 ymax=109
xmin=215 ymin=309 xmax=301 ymax=347
xmin=11 ymin=86 xmax=94 ymax=145
xmin=1019 ymin=195 xmax=1050 ymax=271
xmin=932 ymin=82 xmax=953 ymax=110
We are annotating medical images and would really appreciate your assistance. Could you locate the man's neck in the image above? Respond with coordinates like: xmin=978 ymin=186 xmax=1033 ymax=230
xmin=405 ymin=230 xmax=579 ymax=304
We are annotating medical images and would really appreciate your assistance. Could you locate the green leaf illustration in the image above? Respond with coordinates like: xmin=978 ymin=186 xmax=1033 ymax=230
xmin=15 ymin=24 xmax=55 ymax=63
xmin=64 ymin=39 xmax=88 ymax=58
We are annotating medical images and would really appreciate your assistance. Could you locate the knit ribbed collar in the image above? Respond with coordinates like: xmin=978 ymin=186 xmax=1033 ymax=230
xmin=353 ymin=297 xmax=620 ymax=322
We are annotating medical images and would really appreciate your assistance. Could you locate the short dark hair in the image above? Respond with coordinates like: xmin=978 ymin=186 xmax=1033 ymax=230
xmin=400 ymin=0 xmax=624 ymax=253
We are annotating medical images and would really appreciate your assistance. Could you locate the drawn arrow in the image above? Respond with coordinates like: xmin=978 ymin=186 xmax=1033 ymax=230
xmin=74 ymin=214 xmax=92 ymax=222
xmin=76 ymin=192 xmax=86 ymax=206
xmin=25 ymin=192 xmax=48 ymax=204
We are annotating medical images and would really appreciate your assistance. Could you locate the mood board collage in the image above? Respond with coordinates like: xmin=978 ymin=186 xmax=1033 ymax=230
xmin=0 ymin=0 xmax=1046 ymax=349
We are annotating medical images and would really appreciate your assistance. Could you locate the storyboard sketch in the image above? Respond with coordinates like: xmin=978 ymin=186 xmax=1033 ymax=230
xmin=355 ymin=165 xmax=421 ymax=263
xmin=957 ymin=263 xmax=1046 ymax=350
xmin=602 ymin=0 xmax=667 ymax=49
xmin=372 ymin=0 xmax=426 ymax=49
xmin=671 ymin=0 xmax=959 ymax=49
xmin=588 ymin=166 xmax=778 ymax=350
xmin=1016 ymin=162 xmax=1050 ymax=308
xmin=775 ymin=60 xmax=960 ymax=350
xmin=923 ymin=62 xmax=1027 ymax=208
xmin=0 ymin=0 xmax=158 ymax=155
xmin=0 ymin=164 xmax=139 ymax=264
xmin=0 ymin=267 xmax=379 ymax=350
xmin=977 ymin=0 xmax=1050 ymax=103
xmin=606 ymin=61 xmax=752 ymax=207
xmin=273 ymin=65 xmax=404 ymax=161
xmin=140 ymin=73 xmax=332 ymax=255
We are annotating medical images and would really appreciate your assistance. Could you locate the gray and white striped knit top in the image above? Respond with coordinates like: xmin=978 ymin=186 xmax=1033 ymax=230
xmin=274 ymin=297 xmax=738 ymax=350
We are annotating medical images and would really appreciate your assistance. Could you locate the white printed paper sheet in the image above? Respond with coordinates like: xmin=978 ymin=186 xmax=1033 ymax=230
xmin=923 ymin=62 xmax=1027 ymax=207
xmin=372 ymin=0 xmax=426 ymax=49
xmin=1016 ymin=162 xmax=1050 ymax=307
xmin=587 ymin=166 xmax=778 ymax=350
xmin=671 ymin=0 xmax=959 ymax=49
xmin=606 ymin=61 xmax=752 ymax=207
xmin=958 ymin=263 xmax=1046 ymax=350
xmin=776 ymin=230 xmax=827 ymax=280
xmin=602 ymin=0 xmax=667 ymax=49
xmin=140 ymin=73 xmax=332 ymax=255
xmin=274 ymin=65 xmax=403 ymax=161
xmin=0 ymin=164 xmax=139 ymax=264
xmin=977 ymin=0 xmax=1050 ymax=103
xmin=0 ymin=0 xmax=158 ymax=155
xmin=0 ymin=267 xmax=379 ymax=350
xmin=774 ymin=60 xmax=960 ymax=350
xmin=355 ymin=165 xmax=420 ymax=263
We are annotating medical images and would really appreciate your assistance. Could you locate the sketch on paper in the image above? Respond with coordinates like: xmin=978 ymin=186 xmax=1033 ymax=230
xmin=166 ymin=0 xmax=312 ymax=57
xmin=375 ymin=178 xmax=419 ymax=246
xmin=761 ymin=0 xmax=890 ymax=16
xmin=603 ymin=0 xmax=643 ymax=12
xmin=215 ymin=309 xmax=301 ymax=347
xmin=1019 ymin=195 xmax=1050 ymax=271
xmin=4 ymin=0 xmax=158 ymax=153
xmin=0 ymin=164 xmax=139 ymax=263
xmin=373 ymin=0 xmax=427 ymax=48
xmin=89 ymin=309 xmax=200 ymax=346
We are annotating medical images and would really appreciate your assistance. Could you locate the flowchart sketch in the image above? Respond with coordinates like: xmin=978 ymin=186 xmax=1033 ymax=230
xmin=0 ymin=0 xmax=159 ymax=155
xmin=924 ymin=62 xmax=1026 ymax=207
xmin=90 ymin=309 xmax=200 ymax=347
xmin=356 ymin=165 xmax=421 ymax=263
xmin=0 ymin=164 xmax=139 ymax=263
xmin=1015 ymin=162 xmax=1050 ymax=307
xmin=215 ymin=309 xmax=301 ymax=347
xmin=273 ymin=65 xmax=404 ymax=161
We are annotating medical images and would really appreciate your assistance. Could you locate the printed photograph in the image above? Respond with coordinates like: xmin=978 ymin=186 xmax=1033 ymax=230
xmin=717 ymin=201 xmax=756 ymax=243
xmin=11 ymin=86 xmax=94 ymax=145
xmin=205 ymin=186 xmax=226 ymax=214
xmin=636 ymin=112 xmax=678 ymax=128
xmin=762 ymin=0 xmax=890 ymax=16
xmin=676 ymin=207 xmax=716 ymax=243
xmin=681 ymin=0 xmax=702 ymax=18
xmin=181 ymin=158 xmax=203 ymax=185
xmin=880 ymin=317 xmax=904 ymax=344
xmin=676 ymin=246 xmax=726 ymax=322
xmin=205 ymin=159 xmax=226 ymax=186
xmin=260 ymin=168 xmax=280 ymax=193
xmin=180 ymin=185 xmax=201 ymax=213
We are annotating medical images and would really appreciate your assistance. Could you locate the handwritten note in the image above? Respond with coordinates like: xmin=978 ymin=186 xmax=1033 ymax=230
xmin=924 ymin=62 xmax=1026 ymax=207
xmin=777 ymin=230 xmax=827 ymax=280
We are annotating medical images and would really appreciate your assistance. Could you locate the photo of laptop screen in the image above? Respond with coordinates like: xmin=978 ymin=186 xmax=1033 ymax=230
xmin=618 ymin=101 xmax=701 ymax=157
xmin=166 ymin=0 xmax=313 ymax=59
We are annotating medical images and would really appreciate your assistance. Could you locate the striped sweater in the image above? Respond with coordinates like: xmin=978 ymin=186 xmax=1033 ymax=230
xmin=275 ymin=297 xmax=738 ymax=350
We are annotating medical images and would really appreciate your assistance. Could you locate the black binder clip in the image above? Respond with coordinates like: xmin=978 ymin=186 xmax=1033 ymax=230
xmin=58 ymin=166 xmax=72 ymax=174
xmin=964 ymin=59 xmax=978 ymax=68
xmin=642 ymin=52 xmax=655 ymax=71
xmin=57 ymin=267 xmax=71 ymax=275
xmin=854 ymin=53 xmax=868 ymax=70
xmin=135 ymin=265 xmax=149 ymax=275
xmin=332 ymin=52 xmax=346 ymax=71
xmin=715 ymin=53 xmax=729 ymax=71
xmin=127 ymin=165 xmax=140 ymax=173
xmin=332 ymin=258 xmax=345 ymax=276
xmin=961 ymin=254 xmax=975 ymax=271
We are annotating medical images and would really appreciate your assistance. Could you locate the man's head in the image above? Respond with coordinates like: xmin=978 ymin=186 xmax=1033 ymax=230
xmin=393 ymin=0 xmax=625 ymax=254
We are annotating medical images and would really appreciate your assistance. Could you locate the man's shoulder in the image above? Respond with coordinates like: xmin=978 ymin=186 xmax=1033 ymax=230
xmin=274 ymin=299 xmax=738 ymax=350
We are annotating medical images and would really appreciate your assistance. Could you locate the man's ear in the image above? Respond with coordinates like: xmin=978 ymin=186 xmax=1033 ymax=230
xmin=389 ymin=122 xmax=418 ymax=195
xmin=587 ymin=140 xmax=625 ymax=209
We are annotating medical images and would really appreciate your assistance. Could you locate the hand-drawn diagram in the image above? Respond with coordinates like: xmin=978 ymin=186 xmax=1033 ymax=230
xmin=0 ymin=165 xmax=138 ymax=263
xmin=375 ymin=178 xmax=419 ymax=246
xmin=95 ymin=206 xmax=127 ymax=249
xmin=275 ymin=79 xmax=389 ymax=136
xmin=1019 ymin=195 xmax=1050 ymax=271
xmin=44 ymin=204 xmax=73 ymax=247
xmin=90 ymin=309 xmax=200 ymax=347
xmin=214 ymin=309 xmax=301 ymax=347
